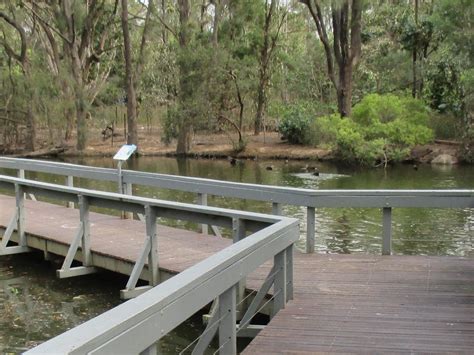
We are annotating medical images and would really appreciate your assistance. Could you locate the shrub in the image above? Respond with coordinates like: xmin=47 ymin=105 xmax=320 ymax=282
xmin=308 ymin=114 xmax=340 ymax=148
xmin=318 ymin=94 xmax=434 ymax=165
xmin=278 ymin=105 xmax=312 ymax=144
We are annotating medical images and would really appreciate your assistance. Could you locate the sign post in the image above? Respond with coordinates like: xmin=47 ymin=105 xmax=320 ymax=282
xmin=113 ymin=144 xmax=137 ymax=218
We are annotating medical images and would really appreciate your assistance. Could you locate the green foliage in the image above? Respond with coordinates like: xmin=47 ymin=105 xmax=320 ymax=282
xmin=308 ymin=114 xmax=339 ymax=148
xmin=277 ymin=104 xmax=314 ymax=144
xmin=309 ymin=94 xmax=433 ymax=165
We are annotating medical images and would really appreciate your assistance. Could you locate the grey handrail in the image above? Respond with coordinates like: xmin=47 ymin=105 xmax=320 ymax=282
xmin=0 ymin=174 xmax=299 ymax=355
xmin=0 ymin=157 xmax=473 ymax=254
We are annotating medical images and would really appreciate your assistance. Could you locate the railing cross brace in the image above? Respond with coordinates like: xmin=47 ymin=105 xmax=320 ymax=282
xmin=121 ymin=205 xmax=160 ymax=299
xmin=57 ymin=195 xmax=97 ymax=278
xmin=0 ymin=184 xmax=32 ymax=255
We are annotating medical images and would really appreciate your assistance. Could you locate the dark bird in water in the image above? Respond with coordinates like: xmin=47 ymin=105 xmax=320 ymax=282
xmin=266 ymin=165 xmax=274 ymax=171
xmin=313 ymin=169 xmax=320 ymax=176
xmin=228 ymin=157 xmax=237 ymax=166
xmin=413 ymin=164 xmax=418 ymax=170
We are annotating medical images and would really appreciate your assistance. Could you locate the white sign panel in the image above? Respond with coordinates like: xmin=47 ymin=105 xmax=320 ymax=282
xmin=113 ymin=144 xmax=137 ymax=161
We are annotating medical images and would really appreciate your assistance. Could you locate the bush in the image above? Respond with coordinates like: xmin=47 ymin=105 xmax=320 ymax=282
xmin=308 ymin=114 xmax=340 ymax=147
xmin=337 ymin=94 xmax=434 ymax=165
xmin=278 ymin=105 xmax=312 ymax=144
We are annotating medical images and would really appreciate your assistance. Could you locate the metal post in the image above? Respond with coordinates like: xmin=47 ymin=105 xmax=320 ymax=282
xmin=273 ymin=249 xmax=287 ymax=317
xmin=79 ymin=195 xmax=91 ymax=266
xmin=145 ymin=205 xmax=159 ymax=286
xmin=15 ymin=184 xmax=26 ymax=246
xmin=382 ymin=207 xmax=392 ymax=255
xmin=306 ymin=206 xmax=315 ymax=253
xmin=272 ymin=202 xmax=282 ymax=215
xmin=285 ymin=244 xmax=294 ymax=301
xmin=197 ymin=193 xmax=208 ymax=235
xmin=66 ymin=176 xmax=74 ymax=208
xmin=218 ymin=284 xmax=237 ymax=355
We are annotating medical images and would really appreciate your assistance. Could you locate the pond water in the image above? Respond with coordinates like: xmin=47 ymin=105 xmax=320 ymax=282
xmin=1 ymin=156 xmax=472 ymax=353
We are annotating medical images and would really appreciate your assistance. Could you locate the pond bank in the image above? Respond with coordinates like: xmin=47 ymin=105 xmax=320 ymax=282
xmin=6 ymin=129 xmax=466 ymax=165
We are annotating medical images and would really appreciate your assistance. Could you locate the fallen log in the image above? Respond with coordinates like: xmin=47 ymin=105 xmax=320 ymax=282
xmin=8 ymin=146 xmax=66 ymax=158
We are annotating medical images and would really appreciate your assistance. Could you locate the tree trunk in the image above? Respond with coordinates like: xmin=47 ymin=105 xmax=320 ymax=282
xmin=176 ymin=0 xmax=192 ymax=155
xmin=121 ymin=0 xmax=138 ymax=147
xmin=337 ymin=62 xmax=354 ymax=117
xmin=75 ymin=91 xmax=87 ymax=152
xmin=302 ymin=0 xmax=361 ymax=117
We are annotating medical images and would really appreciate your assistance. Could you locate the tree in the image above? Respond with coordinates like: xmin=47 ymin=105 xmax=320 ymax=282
xmin=121 ymin=0 xmax=138 ymax=147
xmin=254 ymin=0 xmax=286 ymax=135
xmin=26 ymin=0 xmax=120 ymax=151
xmin=300 ymin=0 xmax=362 ymax=117
xmin=0 ymin=10 xmax=36 ymax=151
xmin=176 ymin=0 xmax=192 ymax=155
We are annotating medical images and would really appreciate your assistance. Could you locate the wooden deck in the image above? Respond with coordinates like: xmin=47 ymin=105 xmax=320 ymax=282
xmin=1 ymin=195 xmax=473 ymax=353
xmin=244 ymin=254 xmax=474 ymax=354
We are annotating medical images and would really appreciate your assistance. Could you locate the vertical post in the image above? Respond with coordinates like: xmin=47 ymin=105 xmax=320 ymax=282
xmin=218 ymin=284 xmax=237 ymax=355
xmin=17 ymin=169 xmax=25 ymax=179
xmin=117 ymin=161 xmax=123 ymax=194
xmin=145 ymin=205 xmax=159 ymax=286
xmin=197 ymin=193 xmax=208 ymax=235
xmin=285 ymin=244 xmax=294 ymax=301
xmin=306 ymin=206 xmax=315 ymax=253
xmin=273 ymin=249 xmax=287 ymax=317
xmin=79 ymin=195 xmax=91 ymax=266
xmin=232 ymin=217 xmax=246 ymax=319
xmin=124 ymin=182 xmax=133 ymax=219
xmin=382 ymin=207 xmax=392 ymax=255
xmin=232 ymin=218 xmax=246 ymax=243
xmin=66 ymin=176 xmax=74 ymax=208
xmin=15 ymin=184 xmax=26 ymax=247
xmin=272 ymin=202 xmax=282 ymax=215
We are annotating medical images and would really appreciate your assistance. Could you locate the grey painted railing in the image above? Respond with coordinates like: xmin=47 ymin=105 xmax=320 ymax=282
xmin=0 ymin=174 xmax=298 ymax=354
xmin=0 ymin=157 xmax=473 ymax=255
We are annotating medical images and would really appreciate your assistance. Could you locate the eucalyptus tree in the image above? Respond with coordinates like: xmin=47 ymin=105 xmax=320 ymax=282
xmin=0 ymin=7 xmax=36 ymax=151
xmin=300 ymin=0 xmax=362 ymax=117
xmin=23 ymin=0 xmax=120 ymax=151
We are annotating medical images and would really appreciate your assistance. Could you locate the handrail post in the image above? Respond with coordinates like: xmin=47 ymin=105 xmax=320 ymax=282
xmin=273 ymin=249 xmax=287 ymax=317
xmin=306 ymin=207 xmax=315 ymax=253
xmin=218 ymin=284 xmax=237 ymax=355
xmin=382 ymin=207 xmax=392 ymax=255
xmin=124 ymin=182 xmax=133 ymax=219
xmin=272 ymin=202 xmax=282 ymax=215
xmin=145 ymin=205 xmax=159 ymax=286
xmin=197 ymin=193 xmax=208 ymax=235
xmin=79 ymin=195 xmax=92 ymax=266
xmin=15 ymin=184 xmax=26 ymax=247
xmin=285 ymin=244 xmax=294 ymax=301
xmin=232 ymin=218 xmax=246 ymax=243
xmin=232 ymin=217 xmax=246 ymax=319
xmin=66 ymin=176 xmax=74 ymax=208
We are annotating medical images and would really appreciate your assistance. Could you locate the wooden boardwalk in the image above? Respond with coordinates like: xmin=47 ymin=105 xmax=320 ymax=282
xmin=1 ymin=195 xmax=473 ymax=353
xmin=244 ymin=254 xmax=474 ymax=354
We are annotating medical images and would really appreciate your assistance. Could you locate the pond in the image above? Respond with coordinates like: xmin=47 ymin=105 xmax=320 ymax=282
xmin=1 ymin=156 xmax=472 ymax=353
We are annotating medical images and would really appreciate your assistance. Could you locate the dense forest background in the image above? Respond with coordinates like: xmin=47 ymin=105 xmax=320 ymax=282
xmin=0 ymin=0 xmax=472 ymax=164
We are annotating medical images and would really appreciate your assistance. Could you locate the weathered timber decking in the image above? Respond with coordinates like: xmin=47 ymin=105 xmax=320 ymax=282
xmin=1 ymin=194 xmax=473 ymax=353
xmin=244 ymin=253 xmax=474 ymax=354
xmin=0 ymin=194 xmax=234 ymax=277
